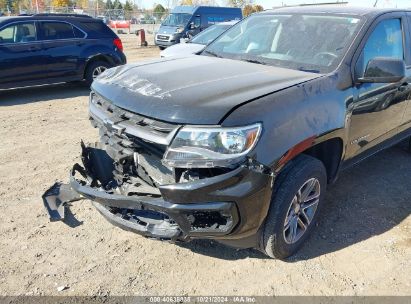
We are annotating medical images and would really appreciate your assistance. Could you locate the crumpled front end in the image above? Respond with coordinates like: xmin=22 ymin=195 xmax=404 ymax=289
xmin=45 ymin=92 xmax=273 ymax=248
xmin=70 ymin=141 xmax=240 ymax=241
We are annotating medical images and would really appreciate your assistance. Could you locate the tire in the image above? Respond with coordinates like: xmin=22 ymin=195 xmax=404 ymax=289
xmin=85 ymin=61 xmax=110 ymax=87
xmin=262 ymin=154 xmax=327 ymax=259
xmin=159 ymin=46 xmax=166 ymax=50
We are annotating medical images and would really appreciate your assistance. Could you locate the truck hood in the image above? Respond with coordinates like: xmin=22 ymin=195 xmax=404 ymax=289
xmin=92 ymin=56 xmax=321 ymax=125
xmin=160 ymin=43 xmax=205 ymax=58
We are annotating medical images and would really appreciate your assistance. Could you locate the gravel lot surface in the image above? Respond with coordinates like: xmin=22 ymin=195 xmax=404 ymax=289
xmin=0 ymin=35 xmax=410 ymax=296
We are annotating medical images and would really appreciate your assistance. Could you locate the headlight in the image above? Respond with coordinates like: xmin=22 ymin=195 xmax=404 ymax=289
xmin=163 ymin=123 xmax=262 ymax=168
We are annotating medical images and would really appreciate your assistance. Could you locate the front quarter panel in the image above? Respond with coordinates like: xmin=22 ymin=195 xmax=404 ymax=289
xmin=221 ymin=74 xmax=352 ymax=169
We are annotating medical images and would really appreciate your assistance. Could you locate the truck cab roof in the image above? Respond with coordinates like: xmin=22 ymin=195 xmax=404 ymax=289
xmin=263 ymin=5 xmax=411 ymax=17
xmin=171 ymin=5 xmax=242 ymax=14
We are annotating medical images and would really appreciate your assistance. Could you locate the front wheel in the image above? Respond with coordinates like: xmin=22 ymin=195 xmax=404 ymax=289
xmin=262 ymin=154 xmax=327 ymax=259
xmin=158 ymin=46 xmax=166 ymax=50
xmin=85 ymin=61 xmax=110 ymax=86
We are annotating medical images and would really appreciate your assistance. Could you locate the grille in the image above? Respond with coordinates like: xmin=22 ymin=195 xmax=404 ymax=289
xmin=157 ymin=35 xmax=169 ymax=41
xmin=89 ymin=92 xmax=179 ymax=187
xmin=89 ymin=92 xmax=180 ymax=146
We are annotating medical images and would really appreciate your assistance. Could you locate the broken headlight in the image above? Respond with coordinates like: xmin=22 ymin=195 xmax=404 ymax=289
xmin=163 ymin=123 xmax=262 ymax=168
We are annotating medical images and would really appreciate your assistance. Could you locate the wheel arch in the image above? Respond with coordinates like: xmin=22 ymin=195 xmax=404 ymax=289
xmin=83 ymin=54 xmax=113 ymax=79
xmin=275 ymin=134 xmax=345 ymax=184
xmin=303 ymin=137 xmax=344 ymax=184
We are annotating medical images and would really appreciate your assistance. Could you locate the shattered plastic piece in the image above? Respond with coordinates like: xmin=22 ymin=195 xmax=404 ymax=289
xmin=42 ymin=182 xmax=82 ymax=221
xmin=57 ymin=285 xmax=69 ymax=292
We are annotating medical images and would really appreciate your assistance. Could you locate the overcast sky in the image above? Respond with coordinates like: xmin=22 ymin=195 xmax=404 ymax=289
xmin=138 ymin=0 xmax=411 ymax=9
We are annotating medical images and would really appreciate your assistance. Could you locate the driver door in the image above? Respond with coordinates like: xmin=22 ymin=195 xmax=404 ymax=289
xmin=347 ymin=14 xmax=410 ymax=159
xmin=0 ymin=21 xmax=45 ymax=87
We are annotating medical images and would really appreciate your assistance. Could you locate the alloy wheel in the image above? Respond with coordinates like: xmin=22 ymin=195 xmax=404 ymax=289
xmin=92 ymin=66 xmax=107 ymax=79
xmin=283 ymin=178 xmax=320 ymax=244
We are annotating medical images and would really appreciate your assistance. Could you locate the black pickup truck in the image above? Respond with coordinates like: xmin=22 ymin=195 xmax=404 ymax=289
xmin=45 ymin=6 xmax=411 ymax=259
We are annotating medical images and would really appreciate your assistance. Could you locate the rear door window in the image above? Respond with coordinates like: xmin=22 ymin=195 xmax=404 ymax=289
xmin=79 ymin=21 xmax=114 ymax=37
xmin=0 ymin=22 xmax=36 ymax=44
xmin=40 ymin=22 xmax=76 ymax=40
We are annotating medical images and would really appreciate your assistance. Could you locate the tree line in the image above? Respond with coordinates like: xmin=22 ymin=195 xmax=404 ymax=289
xmin=0 ymin=0 xmax=262 ymax=18
xmin=0 ymin=0 xmax=135 ymax=13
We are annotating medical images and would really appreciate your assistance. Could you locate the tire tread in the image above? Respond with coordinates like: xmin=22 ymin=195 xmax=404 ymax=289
xmin=262 ymin=154 xmax=327 ymax=259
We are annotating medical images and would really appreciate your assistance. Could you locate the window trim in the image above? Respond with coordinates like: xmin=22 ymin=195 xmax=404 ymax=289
xmin=0 ymin=19 xmax=88 ymax=45
xmin=0 ymin=21 xmax=38 ymax=46
xmin=37 ymin=20 xmax=87 ymax=41
xmin=404 ymin=13 xmax=411 ymax=67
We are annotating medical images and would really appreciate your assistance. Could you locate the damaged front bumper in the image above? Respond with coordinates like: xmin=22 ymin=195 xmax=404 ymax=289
xmin=43 ymin=93 xmax=273 ymax=248
xmin=44 ymin=143 xmax=273 ymax=247
xmin=69 ymin=159 xmax=238 ymax=241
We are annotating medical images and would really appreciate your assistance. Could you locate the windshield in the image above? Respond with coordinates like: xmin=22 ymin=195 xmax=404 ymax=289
xmin=191 ymin=24 xmax=233 ymax=45
xmin=162 ymin=13 xmax=191 ymax=27
xmin=203 ymin=13 xmax=363 ymax=73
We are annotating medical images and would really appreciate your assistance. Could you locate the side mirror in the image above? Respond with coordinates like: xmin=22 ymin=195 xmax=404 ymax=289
xmin=190 ymin=22 xmax=195 ymax=29
xmin=358 ymin=57 xmax=405 ymax=83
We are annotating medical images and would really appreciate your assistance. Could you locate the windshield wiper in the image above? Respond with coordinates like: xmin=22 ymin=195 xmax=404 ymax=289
xmin=203 ymin=50 xmax=222 ymax=58
xmin=298 ymin=67 xmax=320 ymax=73
xmin=240 ymin=58 xmax=267 ymax=65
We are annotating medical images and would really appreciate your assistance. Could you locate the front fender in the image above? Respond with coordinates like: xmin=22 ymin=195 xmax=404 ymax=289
xmin=221 ymin=74 xmax=352 ymax=169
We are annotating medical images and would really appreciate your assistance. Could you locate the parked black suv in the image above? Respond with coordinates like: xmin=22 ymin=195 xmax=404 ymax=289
xmin=0 ymin=14 xmax=126 ymax=89
xmin=45 ymin=6 xmax=411 ymax=258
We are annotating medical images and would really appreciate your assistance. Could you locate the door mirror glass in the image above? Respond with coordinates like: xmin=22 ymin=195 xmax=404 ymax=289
xmin=358 ymin=57 xmax=405 ymax=83
xmin=189 ymin=22 xmax=195 ymax=30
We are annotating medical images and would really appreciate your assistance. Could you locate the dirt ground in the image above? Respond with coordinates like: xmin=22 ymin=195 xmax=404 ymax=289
xmin=0 ymin=34 xmax=410 ymax=296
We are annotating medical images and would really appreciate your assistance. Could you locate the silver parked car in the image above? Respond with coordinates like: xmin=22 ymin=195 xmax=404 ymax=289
xmin=160 ymin=20 xmax=238 ymax=58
